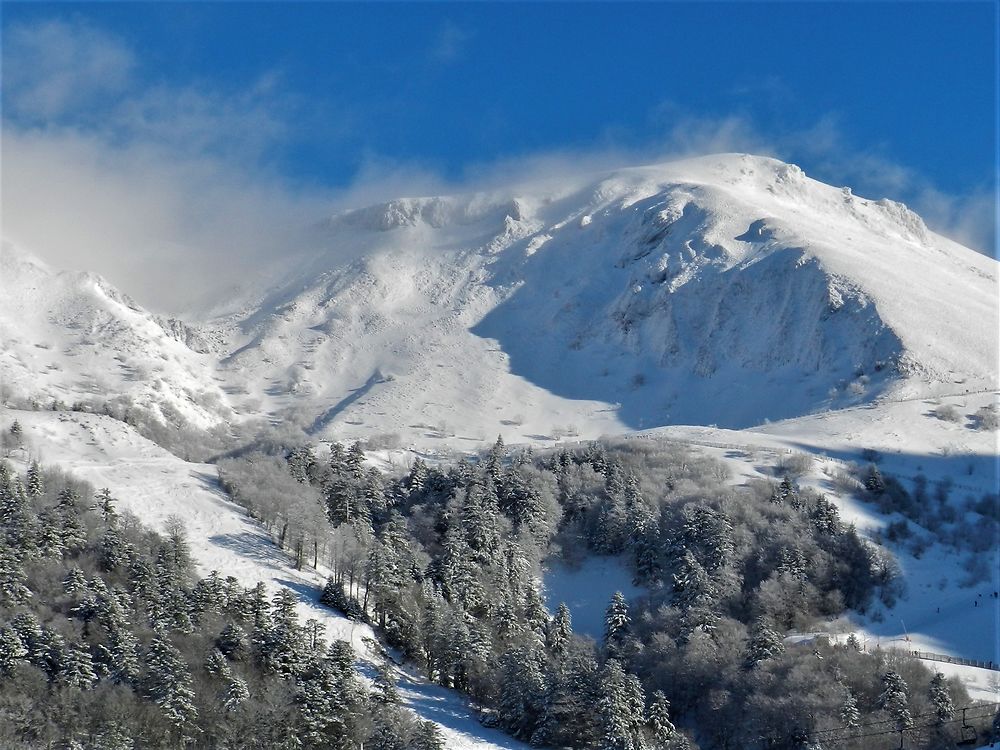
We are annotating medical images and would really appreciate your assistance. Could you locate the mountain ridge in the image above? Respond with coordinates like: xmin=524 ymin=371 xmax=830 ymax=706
xmin=2 ymin=153 xmax=996 ymax=445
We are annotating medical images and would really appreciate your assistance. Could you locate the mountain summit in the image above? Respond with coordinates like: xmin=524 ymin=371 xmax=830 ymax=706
xmin=3 ymin=154 xmax=996 ymax=443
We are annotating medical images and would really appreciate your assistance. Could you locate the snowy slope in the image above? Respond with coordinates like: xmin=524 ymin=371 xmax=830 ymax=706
xmin=208 ymin=153 xmax=998 ymax=444
xmin=0 ymin=241 xmax=231 ymax=428
xmin=3 ymin=407 xmax=528 ymax=750
xmin=3 ymin=154 xmax=996 ymax=447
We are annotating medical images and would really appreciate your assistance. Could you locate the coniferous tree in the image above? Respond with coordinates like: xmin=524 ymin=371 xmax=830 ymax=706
xmin=496 ymin=644 xmax=548 ymax=741
xmin=839 ymin=686 xmax=861 ymax=729
xmin=486 ymin=435 xmax=506 ymax=487
xmin=927 ymin=672 xmax=954 ymax=725
xmin=7 ymin=421 xmax=22 ymax=447
xmin=204 ymin=647 xmax=231 ymax=678
xmin=743 ymin=616 xmax=785 ymax=669
xmin=0 ymin=543 xmax=30 ymax=606
xmin=878 ymin=670 xmax=913 ymax=730
xmin=25 ymin=461 xmax=43 ymax=498
xmin=373 ymin=659 xmax=401 ymax=705
xmin=144 ymin=635 xmax=199 ymax=733
xmin=604 ymin=591 xmax=631 ymax=655
xmin=254 ymin=588 xmax=307 ymax=676
xmin=532 ymin=651 xmax=599 ymax=748
xmin=631 ymin=505 xmax=662 ymax=586
xmin=96 ymin=488 xmax=118 ymax=525
xmin=546 ymin=602 xmax=573 ymax=656
xmin=216 ymin=621 xmax=250 ymax=661
xmin=104 ymin=625 xmax=141 ymax=685
xmin=59 ymin=643 xmax=97 ymax=689
xmin=647 ymin=690 xmax=678 ymax=748
xmin=864 ymin=464 xmax=886 ymax=494
xmin=55 ymin=487 xmax=87 ymax=553
xmin=223 ymin=674 xmax=250 ymax=712
xmin=595 ymin=659 xmax=647 ymax=750
xmin=0 ymin=624 xmax=27 ymax=677
xmin=0 ymin=471 xmax=33 ymax=548
xmin=671 ymin=550 xmax=718 ymax=639
xmin=411 ymin=720 xmax=446 ymax=750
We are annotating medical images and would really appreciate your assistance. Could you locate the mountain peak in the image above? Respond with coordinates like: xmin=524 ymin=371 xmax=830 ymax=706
xmin=3 ymin=155 xmax=995 ymax=446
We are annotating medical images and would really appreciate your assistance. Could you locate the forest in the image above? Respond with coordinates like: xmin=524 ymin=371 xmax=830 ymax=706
xmin=215 ymin=436 xmax=1000 ymax=749
xmin=0 ymin=459 xmax=444 ymax=749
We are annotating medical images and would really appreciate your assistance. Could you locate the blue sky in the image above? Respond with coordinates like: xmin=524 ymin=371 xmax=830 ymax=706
xmin=1 ymin=2 xmax=996 ymax=308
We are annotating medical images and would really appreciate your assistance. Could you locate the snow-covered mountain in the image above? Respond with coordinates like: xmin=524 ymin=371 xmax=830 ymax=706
xmin=0 ymin=242 xmax=232 ymax=428
xmin=2 ymin=153 xmax=998 ymax=739
xmin=3 ymin=154 xmax=997 ymax=444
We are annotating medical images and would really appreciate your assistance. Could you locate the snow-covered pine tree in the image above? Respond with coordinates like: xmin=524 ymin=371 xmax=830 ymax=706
xmin=486 ymin=435 xmax=506 ymax=487
xmin=496 ymin=644 xmax=548 ymax=740
xmin=671 ymin=550 xmax=718 ymax=638
xmin=346 ymin=441 xmax=367 ymax=478
xmin=96 ymin=488 xmax=117 ymax=525
xmin=0 ymin=624 xmax=27 ymax=677
xmin=216 ymin=621 xmax=250 ymax=661
xmin=373 ymin=658 xmax=401 ymax=704
xmin=839 ymin=685 xmax=861 ymax=729
xmin=546 ymin=602 xmax=573 ymax=656
xmin=25 ymin=461 xmax=43 ymax=498
xmin=647 ymin=689 xmax=677 ymax=747
xmin=0 ymin=471 xmax=34 ymax=549
xmin=604 ymin=591 xmax=631 ymax=656
xmin=928 ymin=672 xmax=954 ymax=725
xmin=595 ymin=658 xmax=646 ymax=750
xmin=143 ymin=635 xmax=199 ymax=731
xmin=410 ymin=720 xmax=446 ymax=750
xmin=0 ymin=542 xmax=30 ymax=606
xmin=864 ymin=464 xmax=886 ymax=494
xmin=878 ymin=670 xmax=913 ymax=730
xmin=59 ymin=642 xmax=98 ymax=689
xmin=55 ymin=487 xmax=87 ymax=553
xmin=223 ymin=674 xmax=250 ymax=711
xmin=743 ymin=616 xmax=785 ymax=669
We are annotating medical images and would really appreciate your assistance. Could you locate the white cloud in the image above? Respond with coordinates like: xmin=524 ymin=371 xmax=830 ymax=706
xmin=1 ymin=128 xmax=334 ymax=315
xmin=3 ymin=18 xmax=135 ymax=120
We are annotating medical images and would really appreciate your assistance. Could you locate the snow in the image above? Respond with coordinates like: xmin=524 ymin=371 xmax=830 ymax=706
xmin=542 ymin=556 xmax=642 ymax=639
xmin=4 ymin=408 xmax=528 ymax=750
xmin=0 ymin=241 xmax=230 ymax=429
xmin=4 ymin=153 xmax=996 ymax=451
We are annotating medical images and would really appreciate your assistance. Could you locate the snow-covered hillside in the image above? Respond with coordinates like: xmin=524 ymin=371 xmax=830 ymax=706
xmin=0 ymin=241 xmax=231 ymax=429
xmin=3 ymin=154 xmax=996 ymax=446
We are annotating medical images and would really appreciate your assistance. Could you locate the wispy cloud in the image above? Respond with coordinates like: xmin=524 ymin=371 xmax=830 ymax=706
xmin=781 ymin=115 xmax=996 ymax=254
xmin=1 ymin=17 xmax=327 ymax=314
xmin=2 ymin=127 xmax=335 ymax=314
xmin=3 ymin=18 xmax=135 ymax=120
